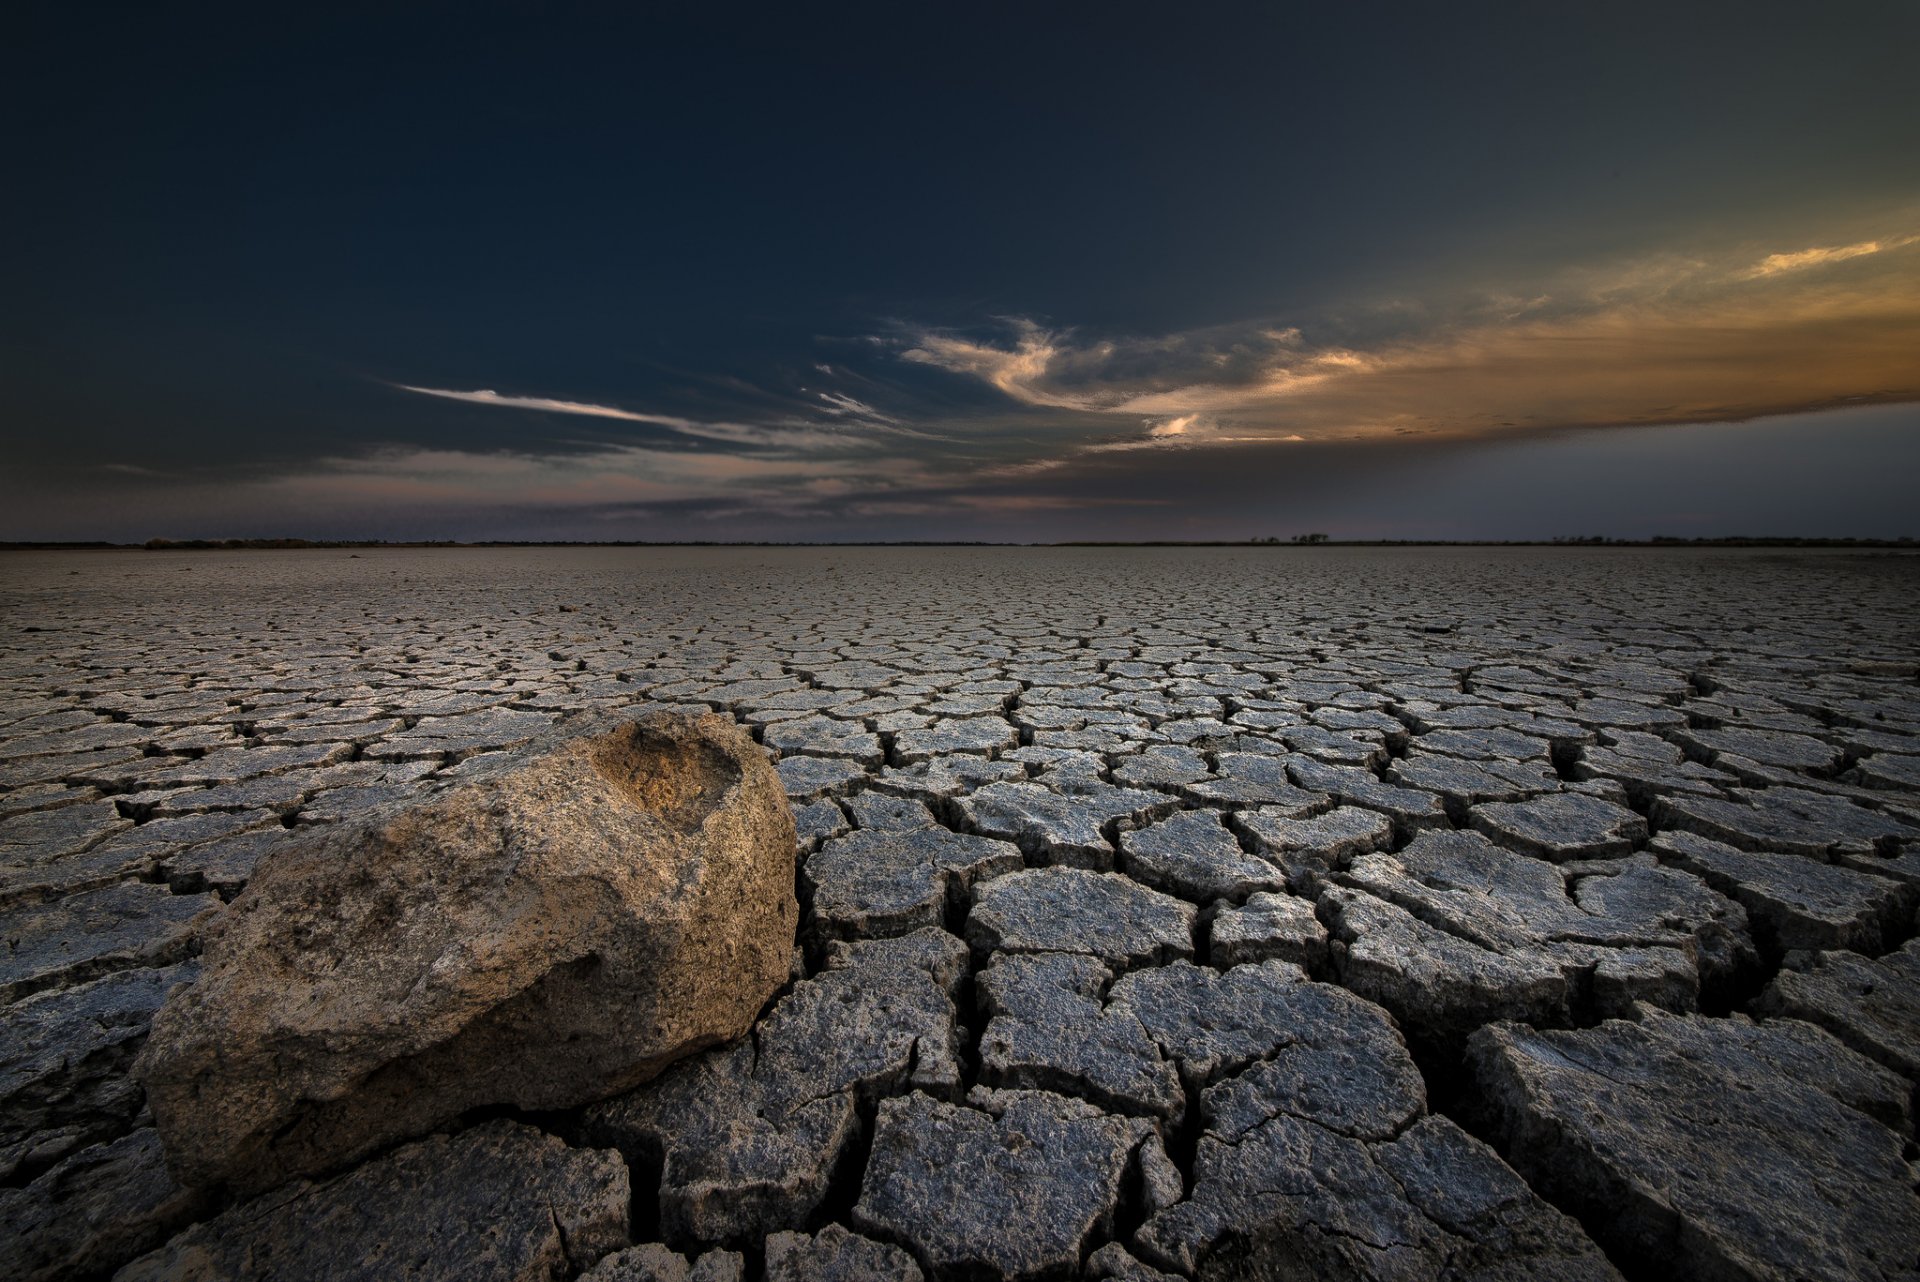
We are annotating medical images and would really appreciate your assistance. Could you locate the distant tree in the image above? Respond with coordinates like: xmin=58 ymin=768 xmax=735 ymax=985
xmin=1292 ymin=532 xmax=1329 ymax=545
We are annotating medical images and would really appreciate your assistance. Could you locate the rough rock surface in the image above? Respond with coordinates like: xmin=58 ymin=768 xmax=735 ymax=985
xmin=1134 ymin=981 xmax=1618 ymax=1281
xmin=0 ymin=962 xmax=194 ymax=1182
xmin=1208 ymin=891 xmax=1328 ymax=970
xmin=135 ymin=711 xmax=796 ymax=1192
xmin=852 ymin=1089 xmax=1155 ymax=1280
xmin=581 ymin=1244 xmax=745 ymax=1282
xmin=113 ymin=1120 xmax=630 ymax=1282
xmin=1469 ymin=1012 xmax=1920 ymax=1282
xmin=805 ymin=825 xmax=1021 ymax=942
xmin=1758 ymin=939 xmax=1920 ymax=1078
xmin=584 ymin=929 xmax=968 ymax=1242
xmin=764 ymin=1224 xmax=925 ymax=1282
xmin=968 ymin=866 xmax=1196 ymax=968
xmin=1651 ymin=830 xmax=1911 ymax=954
xmin=0 ymin=1129 xmax=205 ymax=1282
xmin=1325 ymin=833 xmax=1755 ymax=1043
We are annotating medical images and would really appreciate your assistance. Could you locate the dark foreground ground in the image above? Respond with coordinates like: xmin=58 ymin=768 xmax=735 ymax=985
xmin=2 ymin=546 xmax=1917 ymax=1282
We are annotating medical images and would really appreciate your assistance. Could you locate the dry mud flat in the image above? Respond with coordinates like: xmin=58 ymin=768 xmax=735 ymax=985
xmin=2 ymin=545 xmax=1918 ymax=1282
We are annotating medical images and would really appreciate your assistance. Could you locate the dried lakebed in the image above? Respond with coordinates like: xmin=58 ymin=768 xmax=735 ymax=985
xmin=2 ymin=545 xmax=1918 ymax=1282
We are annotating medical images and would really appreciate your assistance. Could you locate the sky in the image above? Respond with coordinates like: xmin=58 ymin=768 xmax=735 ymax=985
xmin=4 ymin=2 xmax=1918 ymax=542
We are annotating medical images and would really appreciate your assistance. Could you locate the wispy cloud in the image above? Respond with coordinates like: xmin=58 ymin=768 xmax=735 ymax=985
xmin=1738 ymin=234 xmax=1917 ymax=280
xmin=394 ymin=384 xmax=872 ymax=452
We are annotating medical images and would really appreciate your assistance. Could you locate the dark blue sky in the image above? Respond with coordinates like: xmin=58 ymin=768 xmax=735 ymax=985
xmin=5 ymin=2 xmax=1917 ymax=540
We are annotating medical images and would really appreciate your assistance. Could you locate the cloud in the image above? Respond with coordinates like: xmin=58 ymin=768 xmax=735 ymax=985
xmin=893 ymin=218 xmax=1920 ymax=461
xmin=393 ymin=384 xmax=872 ymax=452
xmin=1738 ymin=235 xmax=1917 ymax=279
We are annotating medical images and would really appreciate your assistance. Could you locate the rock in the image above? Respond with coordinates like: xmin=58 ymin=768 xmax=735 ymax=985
xmin=976 ymin=951 xmax=1183 ymax=1119
xmin=1387 ymin=752 xmax=1563 ymax=810
xmin=0 ymin=881 xmax=218 ymax=1004
xmin=957 ymin=780 xmax=1175 ymax=869
xmin=804 ymin=826 xmax=1021 ymax=942
xmin=968 ymin=867 xmax=1196 ymax=969
xmin=892 ymin=717 xmax=1019 ymax=763
xmin=763 ymin=1223 xmax=925 ymax=1282
xmin=1759 ymin=939 xmax=1920 ymax=1079
xmin=1652 ymin=787 xmax=1915 ymax=858
xmin=1233 ymin=804 xmax=1395 ymax=892
xmin=0 ymin=962 xmax=195 ymax=1182
xmin=792 ymin=798 xmax=851 ymax=852
xmin=1180 ymin=752 xmax=1331 ymax=810
xmin=1468 ymin=792 xmax=1648 ymax=860
xmin=1135 ymin=984 xmax=1615 ymax=1282
xmin=1110 ymin=746 xmax=1212 ymax=790
xmin=114 ymin=1120 xmax=630 ymax=1282
xmin=842 ymin=791 xmax=940 ymax=831
xmin=1651 ymin=830 xmax=1910 ymax=954
xmin=0 ymin=1129 xmax=206 ymax=1282
xmin=1323 ymin=833 xmax=1754 ymax=1044
xmin=1677 ymin=725 xmax=1845 ymax=772
xmin=584 ymin=929 xmax=966 ymax=1243
xmin=135 ymin=712 xmax=796 ymax=1194
xmin=1110 ymin=959 xmax=1308 ymax=1088
xmin=851 ymin=1089 xmax=1152 ymax=1280
xmin=1284 ymin=758 xmax=1449 ymax=838
xmin=1086 ymin=1243 xmax=1182 ymax=1281
xmin=1118 ymin=809 xmax=1287 ymax=902
xmin=1468 ymin=1013 xmax=1920 ymax=1282
xmin=581 ymin=1244 xmax=745 ymax=1282
xmin=1208 ymin=891 xmax=1328 ymax=970
xmin=763 ymin=715 xmax=883 ymax=765
xmin=777 ymin=754 xmax=869 ymax=802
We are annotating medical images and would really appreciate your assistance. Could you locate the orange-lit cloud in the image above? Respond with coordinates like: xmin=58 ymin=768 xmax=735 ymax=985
xmin=900 ymin=220 xmax=1920 ymax=456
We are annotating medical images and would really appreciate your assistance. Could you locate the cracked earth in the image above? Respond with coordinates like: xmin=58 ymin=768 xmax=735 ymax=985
xmin=2 ymin=545 xmax=1917 ymax=1281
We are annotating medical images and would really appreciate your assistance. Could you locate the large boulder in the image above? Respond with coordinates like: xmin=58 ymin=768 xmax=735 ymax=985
xmin=135 ymin=711 xmax=796 ymax=1194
